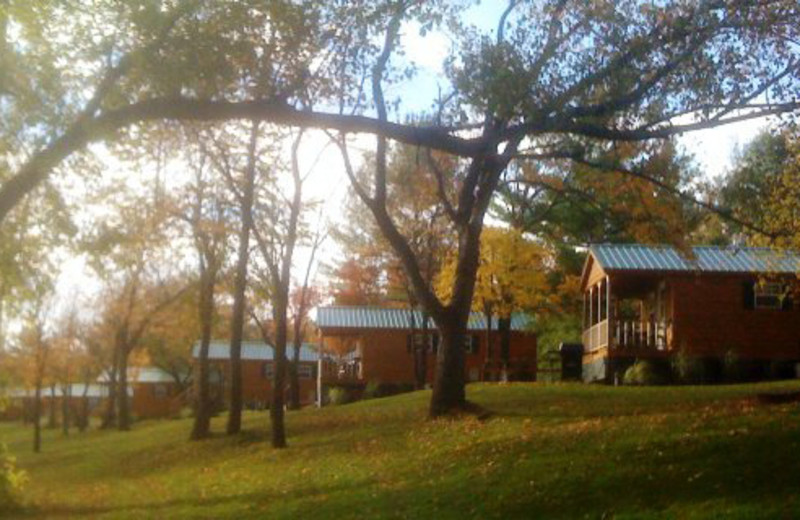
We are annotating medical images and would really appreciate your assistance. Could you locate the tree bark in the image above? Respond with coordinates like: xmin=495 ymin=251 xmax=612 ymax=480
xmin=484 ymin=305 xmax=494 ymax=382
xmin=287 ymin=338 xmax=301 ymax=411
xmin=226 ymin=122 xmax=258 ymax=436
xmin=79 ymin=380 xmax=90 ymax=432
xmin=429 ymin=311 xmax=468 ymax=416
xmin=416 ymin=309 xmax=430 ymax=390
xmin=499 ymin=316 xmax=511 ymax=381
xmin=61 ymin=384 xmax=70 ymax=436
xmin=117 ymin=347 xmax=131 ymax=431
xmin=191 ymin=264 xmax=215 ymax=440
xmin=270 ymin=292 xmax=289 ymax=448
xmin=47 ymin=384 xmax=57 ymax=429
xmin=33 ymin=382 xmax=42 ymax=453
xmin=101 ymin=344 xmax=119 ymax=429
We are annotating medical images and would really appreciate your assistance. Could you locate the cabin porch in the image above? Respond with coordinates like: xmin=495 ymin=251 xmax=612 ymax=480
xmin=582 ymin=273 xmax=672 ymax=354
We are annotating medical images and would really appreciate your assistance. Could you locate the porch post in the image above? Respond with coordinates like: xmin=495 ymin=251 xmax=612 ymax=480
xmin=596 ymin=281 xmax=602 ymax=348
xmin=317 ymin=334 xmax=324 ymax=408
xmin=582 ymin=289 xmax=587 ymax=330
xmin=606 ymin=275 xmax=611 ymax=348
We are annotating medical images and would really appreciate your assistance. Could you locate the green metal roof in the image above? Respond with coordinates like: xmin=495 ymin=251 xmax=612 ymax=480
xmin=590 ymin=244 xmax=800 ymax=274
xmin=316 ymin=306 xmax=532 ymax=332
xmin=192 ymin=341 xmax=319 ymax=362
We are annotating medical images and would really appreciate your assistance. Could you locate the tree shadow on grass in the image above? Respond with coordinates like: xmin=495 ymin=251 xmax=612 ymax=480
xmin=18 ymin=478 xmax=373 ymax=519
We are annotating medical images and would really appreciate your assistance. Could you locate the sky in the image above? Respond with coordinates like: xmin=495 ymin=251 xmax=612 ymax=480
xmin=51 ymin=3 xmax=775 ymax=316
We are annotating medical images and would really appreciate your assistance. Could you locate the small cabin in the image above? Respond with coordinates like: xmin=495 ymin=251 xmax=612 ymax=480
xmin=316 ymin=306 xmax=538 ymax=386
xmin=98 ymin=367 xmax=186 ymax=419
xmin=191 ymin=340 xmax=322 ymax=409
xmin=581 ymin=244 xmax=800 ymax=383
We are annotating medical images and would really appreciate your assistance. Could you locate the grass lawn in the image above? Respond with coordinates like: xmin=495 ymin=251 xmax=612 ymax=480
xmin=2 ymin=381 xmax=800 ymax=519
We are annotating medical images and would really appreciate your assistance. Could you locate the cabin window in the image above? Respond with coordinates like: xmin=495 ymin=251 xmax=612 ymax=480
xmin=407 ymin=333 xmax=439 ymax=354
xmin=263 ymin=362 xmax=274 ymax=379
xmin=465 ymin=335 xmax=480 ymax=355
xmin=754 ymin=282 xmax=784 ymax=310
xmin=297 ymin=364 xmax=313 ymax=379
xmin=152 ymin=384 xmax=168 ymax=399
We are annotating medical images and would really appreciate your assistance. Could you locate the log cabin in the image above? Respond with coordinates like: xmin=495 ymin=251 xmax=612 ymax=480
xmin=1 ymin=384 xmax=113 ymax=422
xmin=3 ymin=367 xmax=185 ymax=422
xmin=190 ymin=340 xmax=321 ymax=409
xmin=581 ymin=244 xmax=800 ymax=383
xmin=97 ymin=367 xmax=186 ymax=419
xmin=316 ymin=306 xmax=538 ymax=389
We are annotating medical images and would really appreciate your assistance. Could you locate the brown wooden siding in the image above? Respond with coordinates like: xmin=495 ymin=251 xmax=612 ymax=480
xmin=671 ymin=275 xmax=800 ymax=359
xmin=322 ymin=328 xmax=537 ymax=384
xmin=204 ymin=359 xmax=319 ymax=407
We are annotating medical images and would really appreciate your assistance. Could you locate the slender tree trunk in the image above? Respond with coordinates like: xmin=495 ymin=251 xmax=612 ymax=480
xmin=407 ymin=305 xmax=420 ymax=389
xmin=287 ymin=338 xmax=301 ymax=411
xmin=117 ymin=348 xmax=131 ymax=431
xmin=484 ymin=305 xmax=493 ymax=382
xmin=47 ymin=384 xmax=56 ymax=428
xmin=499 ymin=317 xmax=511 ymax=382
xmin=270 ymin=293 xmax=289 ymax=448
xmin=101 ymin=345 xmax=119 ymax=429
xmin=61 ymin=384 xmax=70 ymax=436
xmin=79 ymin=381 xmax=90 ymax=432
xmin=412 ymin=311 xmax=428 ymax=390
xmin=191 ymin=267 xmax=215 ymax=440
xmin=226 ymin=122 xmax=258 ymax=436
xmin=416 ymin=310 xmax=430 ymax=390
xmin=33 ymin=382 xmax=42 ymax=453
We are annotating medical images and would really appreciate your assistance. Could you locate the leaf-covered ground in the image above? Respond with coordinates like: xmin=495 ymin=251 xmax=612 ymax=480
xmin=3 ymin=381 xmax=800 ymax=519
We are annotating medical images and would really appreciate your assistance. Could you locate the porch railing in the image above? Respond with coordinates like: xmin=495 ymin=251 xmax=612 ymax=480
xmin=612 ymin=320 xmax=666 ymax=350
xmin=583 ymin=319 xmax=667 ymax=351
xmin=582 ymin=319 xmax=609 ymax=352
xmin=320 ymin=360 xmax=362 ymax=382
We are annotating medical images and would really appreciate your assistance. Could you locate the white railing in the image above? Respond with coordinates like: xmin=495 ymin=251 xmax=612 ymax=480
xmin=582 ymin=319 xmax=609 ymax=352
xmin=612 ymin=320 xmax=666 ymax=350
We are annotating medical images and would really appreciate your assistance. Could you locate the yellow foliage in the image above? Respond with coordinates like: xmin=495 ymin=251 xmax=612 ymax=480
xmin=436 ymin=227 xmax=550 ymax=317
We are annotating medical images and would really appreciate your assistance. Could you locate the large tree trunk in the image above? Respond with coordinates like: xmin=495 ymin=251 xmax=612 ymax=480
xmin=101 ymin=345 xmax=119 ymax=429
xmin=226 ymin=123 xmax=258 ymax=436
xmin=429 ymin=312 xmax=468 ymax=416
xmin=191 ymin=268 xmax=215 ymax=440
xmin=33 ymin=382 xmax=42 ymax=453
xmin=428 ymin=213 xmax=489 ymax=416
xmin=270 ymin=293 xmax=289 ymax=448
xmin=117 ymin=348 xmax=131 ymax=431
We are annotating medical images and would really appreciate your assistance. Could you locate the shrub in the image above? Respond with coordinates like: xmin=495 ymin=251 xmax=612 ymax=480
xmin=363 ymin=381 xmax=382 ymax=400
xmin=0 ymin=443 xmax=27 ymax=514
xmin=623 ymin=360 xmax=665 ymax=386
xmin=328 ymin=387 xmax=352 ymax=406
xmin=722 ymin=350 xmax=744 ymax=382
xmin=671 ymin=349 xmax=705 ymax=384
xmin=768 ymin=360 xmax=795 ymax=380
xmin=364 ymin=382 xmax=414 ymax=399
